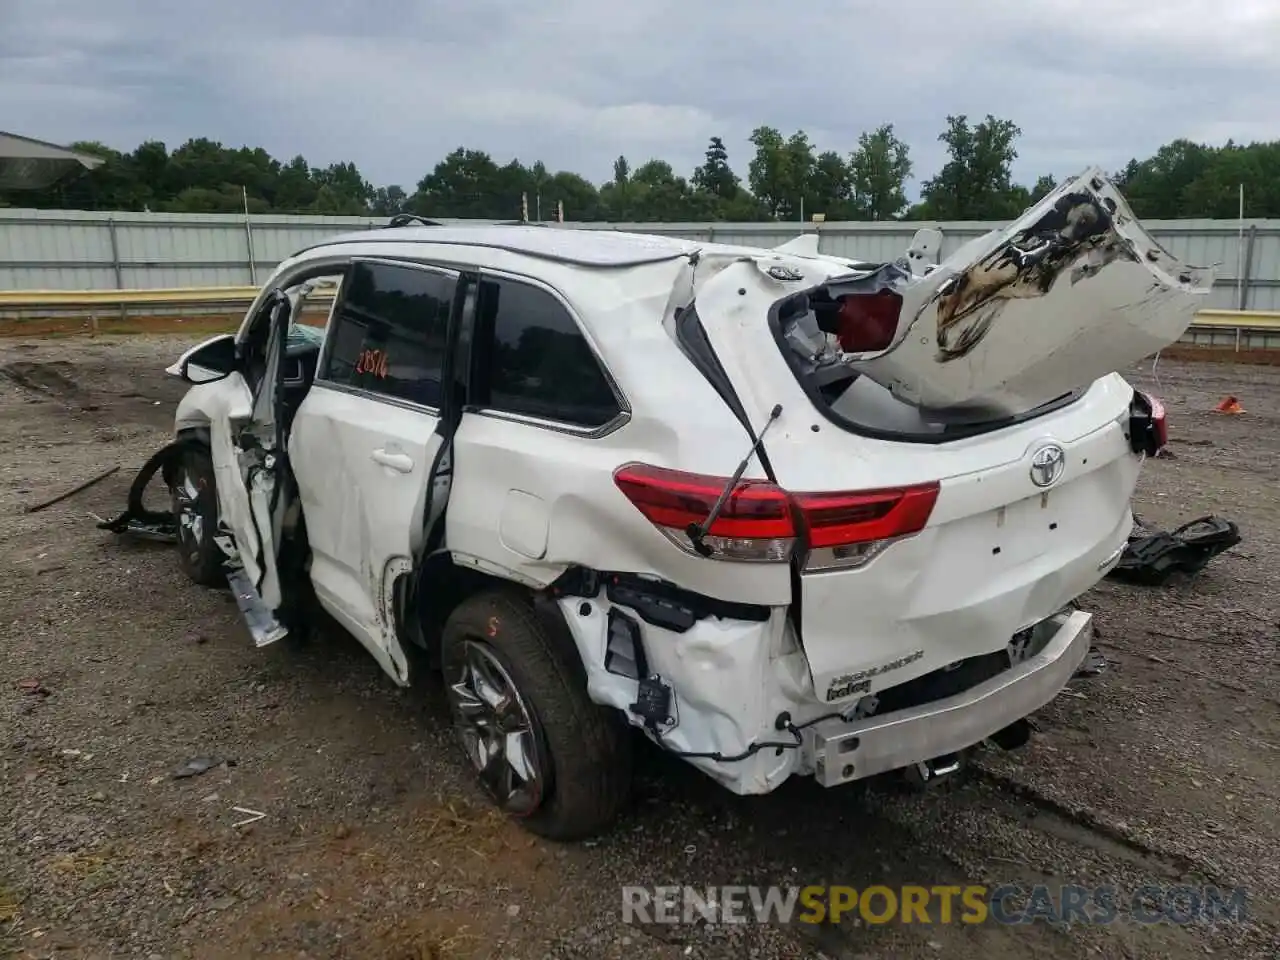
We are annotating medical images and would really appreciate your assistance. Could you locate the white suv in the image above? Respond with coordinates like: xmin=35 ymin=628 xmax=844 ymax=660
xmin=110 ymin=169 xmax=1210 ymax=839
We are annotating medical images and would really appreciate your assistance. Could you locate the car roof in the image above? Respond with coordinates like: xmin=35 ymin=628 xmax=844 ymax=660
xmin=300 ymin=224 xmax=709 ymax=268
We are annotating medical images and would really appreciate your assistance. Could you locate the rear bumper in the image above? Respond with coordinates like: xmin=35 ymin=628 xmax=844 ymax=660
xmin=805 ymin=609 xmax=1092 ymax=787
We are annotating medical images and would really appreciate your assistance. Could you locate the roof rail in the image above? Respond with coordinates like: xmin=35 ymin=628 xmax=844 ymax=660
xmin=387 ymin=214 xmax=442 ymax=228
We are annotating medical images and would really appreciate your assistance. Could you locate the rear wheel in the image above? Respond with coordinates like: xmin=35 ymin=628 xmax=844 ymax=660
xmin=171 ymin=446 xmax=225 ymax=586
xmin=441 ymin=590 xmax=631 ymax=840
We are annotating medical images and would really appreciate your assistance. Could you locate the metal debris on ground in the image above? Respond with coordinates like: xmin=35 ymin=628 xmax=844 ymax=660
xmin=1107 ymin=515 xmax=1241 ymax=586
xmin=1073 ymin=647 xmax=1109 ymax=678
xmin=231 ymin=806 xmax=266 ymax=827
xmin=24 ymin=465 xmax=120 ymax=514
xmin=96 ymin=442 xmax=190 ymax=543
xmin=171 ymin=756 xmax=224 ymax=779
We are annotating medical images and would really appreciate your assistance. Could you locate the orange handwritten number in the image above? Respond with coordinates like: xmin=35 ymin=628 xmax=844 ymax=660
xmin=355 ymin=349 xmax=388 ymax=378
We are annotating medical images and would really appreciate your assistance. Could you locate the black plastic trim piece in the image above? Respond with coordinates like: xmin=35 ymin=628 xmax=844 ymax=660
xmin=388 ymin=214 xmax=442 ymax=227
xmin=674 ymin=304 xmax=778 ymax=483
xmin=605 ymin=607 xmax=650 ymax=680
xmin=548 ymin=566 xmax=771 ymax=633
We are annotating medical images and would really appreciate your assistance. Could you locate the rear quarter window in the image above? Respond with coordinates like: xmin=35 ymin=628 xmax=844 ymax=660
xmin=472 ymin=276 xmax=621 ymax=430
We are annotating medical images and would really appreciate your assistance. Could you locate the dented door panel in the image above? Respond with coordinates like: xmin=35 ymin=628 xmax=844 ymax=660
xmin=289 ymin=385 xmax=442 ymax=683
xmin=205 ymin=373 xmax=261 ymax=581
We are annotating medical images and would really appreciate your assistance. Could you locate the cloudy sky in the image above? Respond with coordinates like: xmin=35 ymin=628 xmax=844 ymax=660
xmin=2 ymin=0 xmax=1277 ymax=193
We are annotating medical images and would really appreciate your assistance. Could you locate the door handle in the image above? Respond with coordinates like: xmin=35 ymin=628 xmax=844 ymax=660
xmin=371 ymin=449 xmax=414 ymax=473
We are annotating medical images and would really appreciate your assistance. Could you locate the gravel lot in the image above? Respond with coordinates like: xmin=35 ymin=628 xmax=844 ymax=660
xmin=2 ymin=335 xmax=1277 ymax=960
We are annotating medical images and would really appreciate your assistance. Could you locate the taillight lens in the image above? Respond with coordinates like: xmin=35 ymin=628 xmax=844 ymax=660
xmin=1149 ymin=395 xmax=1169 ymax=448
xmin=834 ymin=290 xmax=903 ymax=353
xmin=1128 ymin=390 xmax=1168 ymax=455
xmin=613 ymin=463 xmax=797 ymax=562
xmin=613 ymin=463 xmax=938 ymax=569
xmin=794 ymin=483 xmax=939 ymax=571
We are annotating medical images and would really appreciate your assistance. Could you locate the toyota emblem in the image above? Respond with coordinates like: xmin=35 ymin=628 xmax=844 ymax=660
xmin=1029 ymin=444 xmax=1066 ymax=488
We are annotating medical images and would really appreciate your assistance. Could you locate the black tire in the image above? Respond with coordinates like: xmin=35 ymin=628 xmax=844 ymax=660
xmin=171 ymin=446 xmax=225 ymax=587
xmin=441 ymin=589 xmax=632 ymax=840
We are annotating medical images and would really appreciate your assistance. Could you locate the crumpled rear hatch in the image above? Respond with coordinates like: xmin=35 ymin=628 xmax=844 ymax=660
xmin=833 ymin=168 xmax=1215 ymax=416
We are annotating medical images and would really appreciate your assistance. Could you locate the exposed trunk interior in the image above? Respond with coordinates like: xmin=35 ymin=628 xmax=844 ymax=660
xmin=773 ymin=168 xmax=1216 ymax=439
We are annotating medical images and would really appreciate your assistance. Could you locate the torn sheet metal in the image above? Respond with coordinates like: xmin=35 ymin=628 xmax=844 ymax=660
xmin=1107 ymin=515 xmax=1241 ymax=586
xmin=852 ymin=168 xmax=1216 ymax=416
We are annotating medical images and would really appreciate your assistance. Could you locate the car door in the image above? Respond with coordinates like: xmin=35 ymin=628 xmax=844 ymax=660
xmin=202 ymin=290 xmax=293 ymax=647
xmin=288 ymin=258 xmax=461 ymax=682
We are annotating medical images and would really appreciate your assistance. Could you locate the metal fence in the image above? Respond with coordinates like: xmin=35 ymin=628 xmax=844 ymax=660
xmin=3 ymin=208 xmax=1279 ymax=310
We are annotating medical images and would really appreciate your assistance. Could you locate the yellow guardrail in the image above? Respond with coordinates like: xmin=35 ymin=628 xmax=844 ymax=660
xmin=1190 ymin=309 xmax=1280 ymax=330
xmin=0 ymin=286 xmax=338 ymax=308
xmin=0 ymin=287 xmax=1276 ymax=330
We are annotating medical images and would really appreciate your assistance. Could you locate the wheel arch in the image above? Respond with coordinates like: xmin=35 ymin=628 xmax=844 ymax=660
xmin=402 ymin=551 xmax=582 ymax=678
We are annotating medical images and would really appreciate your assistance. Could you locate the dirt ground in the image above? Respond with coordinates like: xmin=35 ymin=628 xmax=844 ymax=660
xmin=1 ymin=335 xmax=1277 ymax=960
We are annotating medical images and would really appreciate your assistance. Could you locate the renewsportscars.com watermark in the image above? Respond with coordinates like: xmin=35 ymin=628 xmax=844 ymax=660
xmin=622 ymin=884 xmax=1250 ymax=927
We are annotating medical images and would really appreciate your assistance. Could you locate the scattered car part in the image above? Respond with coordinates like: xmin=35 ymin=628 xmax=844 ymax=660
xmin=24 ymin=465 xmax=119 ymax=514
xmin=96 ymin=441 xmax=191 ymax=543
xmin=1106 ymin=515 xmax=1242 ymax=586
xmin=1073 ymin=647 xmax=1109 ymax=678
xmin=387 ymin=214 xmax=442 ymax=228
xmin=171 ymin=756 xmax=224 ymax=779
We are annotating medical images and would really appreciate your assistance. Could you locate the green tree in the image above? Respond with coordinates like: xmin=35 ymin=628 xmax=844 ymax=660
xmin=916 ymin=114 xmax=1024 ymax=220
xmin=599 ymin=155 xmax=633 ymax=220
xmin=1115 ymin=139 xmax=1215 ymax=219
xmin=311 ymin=161 xmax=374 ymax=213
xmin=411 ymin=148 xmax=504 ymax=218
xmin=1178 ymin=142 xmax=1280 ymax=219
xmin=623 ymin=160 xmax=714 ymax=221
xmin=275 ymin=155 xmax=318 ymax=212
xmin=848 ymin=124 xmax=912 ymax=220
xmin=9 ymin=126 xmax=1280 ymax=222
xmin=371 ymin=184 xmax=408 ymax=216
xmin=691 ymin=136 xmax=739 ymax=200
xmin=806 ymin=150 xmax=853 ymax=220
xmin=1029 ymin=174 xmax=1058 ymax=203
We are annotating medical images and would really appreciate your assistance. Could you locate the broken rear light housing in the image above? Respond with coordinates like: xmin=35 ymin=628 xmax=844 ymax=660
xmin=1128 ymin=390 xmax=1168 ymax=455
xmin=833 ymin=290 xmax=904 ymax=353
xmin=613 ymin=463 xmax=939 ymax=569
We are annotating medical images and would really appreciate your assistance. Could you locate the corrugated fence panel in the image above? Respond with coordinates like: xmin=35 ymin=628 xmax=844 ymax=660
xmin=1246 ymin=228 xmax=1280 ymax=311
xmin=2 ymin=209 xmax=1278 ymax=309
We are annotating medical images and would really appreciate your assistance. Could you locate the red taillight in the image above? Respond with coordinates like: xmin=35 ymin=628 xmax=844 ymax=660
xmin=612 ymin=464 xmax=795 ymax=538
xmin=1129 ymin=390 xmax=1168 ymax=455
xmin=834 ymin=290 xmax=903 ymax=353
xmin=1148 ymin=394 xmax=1168 ymax=448
xmin=613 ymin=462 xmax=937 ymax=566
xmin=792 ymin=483 xmax=940 ymax=548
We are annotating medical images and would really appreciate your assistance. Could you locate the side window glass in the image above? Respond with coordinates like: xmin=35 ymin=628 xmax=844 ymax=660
xmin=322 ymin=261 xmax=455 ymax=408
xmin=476 ymin=277 xmax=621 ymax=429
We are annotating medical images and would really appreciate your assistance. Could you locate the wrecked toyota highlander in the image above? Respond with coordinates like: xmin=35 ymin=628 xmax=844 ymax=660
xmin=102 ymin=169 xmax=1209 ymax=839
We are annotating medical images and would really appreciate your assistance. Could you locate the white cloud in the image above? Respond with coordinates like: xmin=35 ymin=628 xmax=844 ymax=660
xmin=2 ymin=0 xmax=1278 ymax=191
